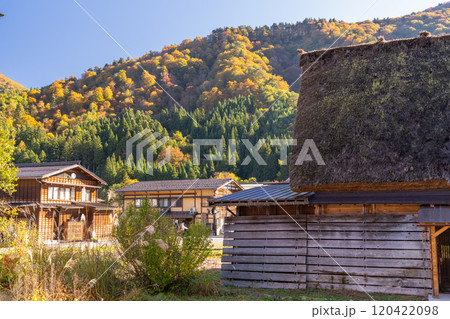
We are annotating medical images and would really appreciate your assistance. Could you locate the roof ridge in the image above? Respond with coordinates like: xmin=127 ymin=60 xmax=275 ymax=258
xmin=15 ymin=160 xmax=81 ymax=168
xmin=134 ymin=178 xmax=233 ymax=183
xmin=116 ymin=178 xmax=241 ymax=192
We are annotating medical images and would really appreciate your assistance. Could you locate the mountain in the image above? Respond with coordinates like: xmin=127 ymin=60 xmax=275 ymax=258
xmin=1 ymin=2 xmax=449 ymax=189
xmin=0 ymin=72 xmax=25 ymax=92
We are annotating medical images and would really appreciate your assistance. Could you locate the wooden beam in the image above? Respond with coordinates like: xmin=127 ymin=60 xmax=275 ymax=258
xmin=432 ymin=226 xmax=450 ymax=239
xmin=226 ymin=207 xmax=236 ymax=217
xmin=430 ymin=226 xmax=439 ymax=298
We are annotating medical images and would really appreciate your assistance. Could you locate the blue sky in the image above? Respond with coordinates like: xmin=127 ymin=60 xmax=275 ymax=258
xmin=0 ymin=0 xmax=444 ymax=88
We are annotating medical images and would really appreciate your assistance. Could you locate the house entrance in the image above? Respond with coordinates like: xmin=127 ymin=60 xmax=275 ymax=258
xmin=438 ymin=228 xmax=450 ymax=292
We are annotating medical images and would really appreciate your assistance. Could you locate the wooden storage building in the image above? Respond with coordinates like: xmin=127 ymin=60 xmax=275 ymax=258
xmin=210 ymin=184 xmax=450 ymax=296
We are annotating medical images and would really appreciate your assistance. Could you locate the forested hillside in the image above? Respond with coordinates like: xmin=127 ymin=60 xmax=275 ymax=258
xmin=1 ymin=2 xmax=449 ymax=194
xmin=0 ymin=72 xmax=25 ymax=92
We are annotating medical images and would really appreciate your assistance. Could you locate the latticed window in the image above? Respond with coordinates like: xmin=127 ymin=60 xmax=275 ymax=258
xmin=64 ymin=188 xmax=70 ymax=201
xmin=171 ymin=198 xmax=182 ymax=207
xmin=159 ymin=198 xmax=169 ymax=207
xmin=53 ymin=187 xmax=59 ymax=200
xmin=135 ymin=199 xmax=142 ymax=207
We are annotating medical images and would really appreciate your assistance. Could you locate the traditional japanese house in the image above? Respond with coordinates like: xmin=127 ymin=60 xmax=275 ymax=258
xmin=0 ymin=161 xmax=119 ymax=241
xmin=214 ymin=33 xmax=450 ymax=297
xmin=116 ymin=178 xmax=243 ymax=234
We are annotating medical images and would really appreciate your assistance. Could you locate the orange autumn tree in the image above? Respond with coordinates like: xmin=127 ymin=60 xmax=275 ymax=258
xmin=156 ymin=145 xmax=187 ymax=168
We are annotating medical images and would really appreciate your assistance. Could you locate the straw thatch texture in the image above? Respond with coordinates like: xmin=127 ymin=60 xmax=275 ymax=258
xmin=290 ymin=34 xmax=450 ymax=191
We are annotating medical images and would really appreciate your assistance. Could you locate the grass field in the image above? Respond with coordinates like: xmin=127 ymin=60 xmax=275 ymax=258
xmin=0 ymin=250 xmax=428 ymax=301
xmin=126 ymin=269 xmax=426 ymax=301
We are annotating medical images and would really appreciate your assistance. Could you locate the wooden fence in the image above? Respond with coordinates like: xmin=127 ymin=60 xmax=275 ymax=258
xmin=222 ymin=214 xmax=431 ymax=296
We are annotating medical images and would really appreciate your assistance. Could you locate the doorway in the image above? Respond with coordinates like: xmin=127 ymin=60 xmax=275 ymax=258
xmin=438 ymin=228 xmax=450 ymax=292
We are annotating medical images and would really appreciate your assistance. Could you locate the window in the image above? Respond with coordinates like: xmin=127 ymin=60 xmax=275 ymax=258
xmin=64 ymin=188 xmax=71 ymax=201
xmin=71 ymin=188 xmax=75 ymax=201
xmin=86 ymin=189 xmax=92 ymax=202
xmin=81 ymin=187 xmax=86 ymax=201
xmin=135 ymin=199 xmax=142 ymax=207
xmin=53 ymin=187 xmax=59 ymax=200
xmin=171 ymin=198 xmax=182 ymax=207
xmin=151 ymin=199 xmax=158 ymax=207
xmin=159 ymin=198 xmax=169 ymax=208
xmin=48 ymin=187 xmax=72 ymax=201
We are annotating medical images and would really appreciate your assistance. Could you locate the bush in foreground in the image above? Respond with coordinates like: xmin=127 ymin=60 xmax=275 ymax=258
xmin=114 ymin=200 xmax=212 ymax=293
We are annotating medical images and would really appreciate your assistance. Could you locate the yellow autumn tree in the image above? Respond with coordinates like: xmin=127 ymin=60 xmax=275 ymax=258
xmin=141 ymin=71 xmax=155 ymax=89
xmin=93 ymin=87 xmax=105 ymax=102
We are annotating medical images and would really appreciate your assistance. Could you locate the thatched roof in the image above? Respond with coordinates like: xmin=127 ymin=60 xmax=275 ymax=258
xmin=290 ymin=34 xmax=450 ymax=192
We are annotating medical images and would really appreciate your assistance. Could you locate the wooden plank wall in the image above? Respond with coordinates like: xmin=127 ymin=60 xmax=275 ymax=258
xmin=0 ymin=180 xmax=41 ymax=203
xmin=222 ymin=214 xmax=431 ymax=296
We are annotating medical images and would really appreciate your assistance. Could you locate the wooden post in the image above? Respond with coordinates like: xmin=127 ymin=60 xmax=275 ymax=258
xmin=430 ymin=226 xmax=439 ymax=298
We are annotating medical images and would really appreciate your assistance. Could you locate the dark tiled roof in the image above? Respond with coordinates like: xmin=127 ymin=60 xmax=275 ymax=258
xmin=209 ymin=183 xmax=311 ymax=205
xmin=72 ymin=202 xmax=120 ymax=210
xmin=164 ymin=211 xmax=195 ymax=219
xmin=5 ymin=202 xmax=41 ymax=208
xmin=15 ymin=161 xmax=107 ymax=185
xmin=55 ymin=203 xmax=86 ymax=209
xmin=6 ymin=201 xmax=119 ymax=210
xmin=16 ymin=161 xmax=81 ymax=168
xmin=16 ymin=161 xmax=79 ymax=179
xmin=116 ymin=179 xmax=241 ymax=193
xmin=210 ymin=184 xmax=450 ymax=206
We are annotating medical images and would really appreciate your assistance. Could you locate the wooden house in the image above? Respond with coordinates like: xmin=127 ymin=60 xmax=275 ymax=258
xmin=210 ymin=183 xmax=450 ymax=296
xmin=212 ymin=34 xmax=450 ymax=297
xmin=116 ymin=179 xmax=243 ymax=234
xmin=0 ymin=161 xmax=119 ymax=241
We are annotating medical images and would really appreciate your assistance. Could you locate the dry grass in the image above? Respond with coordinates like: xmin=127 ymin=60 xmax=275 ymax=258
xmin=1 ymin=245 xmax=127 ymax=301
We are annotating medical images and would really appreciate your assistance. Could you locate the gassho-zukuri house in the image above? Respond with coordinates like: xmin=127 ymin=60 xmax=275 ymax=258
xmin=210 ymin=33 xmax=450 ymax=298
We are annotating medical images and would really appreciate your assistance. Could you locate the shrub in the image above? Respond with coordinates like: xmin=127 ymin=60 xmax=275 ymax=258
xmin=0 ymin=212 xmax=38 ymax=291
xmin=0 ymin=254 xmax=20 ymax=289
xmin=114 ymin=200 xmax=212 ymax=293
xmin=0 ymin=213 xmax=38 ymax=250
